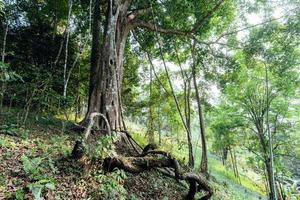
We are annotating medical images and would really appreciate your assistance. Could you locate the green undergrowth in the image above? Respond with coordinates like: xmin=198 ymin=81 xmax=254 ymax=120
xmin=0 ymin=110 xmax=187 ymax=199
xmin=1 ymin=110 xmax=266 ymax=199
xmin=207 ymin=155 xmax=266 ymax=199
xmin=0 ymin=125 xmax=129 ymax=199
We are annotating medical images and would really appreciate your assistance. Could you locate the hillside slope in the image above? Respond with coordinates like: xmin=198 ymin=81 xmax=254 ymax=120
xmin=0 ymin=112 xmax=266 ymax=200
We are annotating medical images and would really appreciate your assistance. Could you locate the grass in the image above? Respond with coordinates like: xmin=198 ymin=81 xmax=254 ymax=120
xmin=208 ymin=155 xmax=266 ymax=197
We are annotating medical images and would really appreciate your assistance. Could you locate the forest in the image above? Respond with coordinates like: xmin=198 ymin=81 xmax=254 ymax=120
xmin=0 ymin=0 xmax=299 ymax=199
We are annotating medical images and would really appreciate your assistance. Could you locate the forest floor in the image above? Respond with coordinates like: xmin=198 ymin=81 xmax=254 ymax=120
xmin=0 ymin=110 xmax=266 ymax=200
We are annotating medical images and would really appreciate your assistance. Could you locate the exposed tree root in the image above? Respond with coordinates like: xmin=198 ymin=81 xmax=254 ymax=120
xmin=71 ymin=112 xmax=142 ymax=156
xmin=71 ymin=112 xmax=213 ymax=199
xmin=102 ymin=149 xmax=213 ymax=200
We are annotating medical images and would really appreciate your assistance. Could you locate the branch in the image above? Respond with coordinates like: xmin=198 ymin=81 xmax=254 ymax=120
xmin=214 ymin=7 xmax=299 ymax=42
xmin=191 ymin=0 xmax=226 ymax=32
xmin=129 ymin=0 xmax=226 ymax=37
xmin=131 ymin=19 xmax=190 ymax=36
xmin=132 ymin=32 xmax=170 ymax=94
xmin=127 ymin=7 xmax=151 ymax=20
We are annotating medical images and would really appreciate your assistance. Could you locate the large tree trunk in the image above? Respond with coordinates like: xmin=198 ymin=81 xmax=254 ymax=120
xmin=85 ymin=0 xmax=102 ymax=124
xmin=84 ymin=0 xmax=131 ymax=130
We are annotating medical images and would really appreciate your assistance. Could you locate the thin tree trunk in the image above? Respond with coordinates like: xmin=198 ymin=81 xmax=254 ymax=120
xmin=233 ymin=148 xmax=241 ymax=183
xmin=191 ymin=42 xmax=208 ymax=174
xmin=264 ymin=168 xmax=270 ymax=196
xmin=265 ymin=64 xmax=277 ymax=200
xmin=1 ymin=23 xmax=8 ymax=62
xmin=229 ymin=147 xmax=237 ymax=177
xmin=222 ymin=147 xmax=228 ymax=166
xmin=75 ymin=63 xmax=81 ymax=123
xmin=176 ymin=46 xmax=191 ymax=138
xmin=157 ymin=86 xmax=162 ymax=145
xmin=22 ymin=88 xmax=37 ymax=126
xmin=63 ymin=0 xmax=73 ymax=98
xmin=175 ymin=45 xmax=193 ymax=167
xmin=0 ymin=22 xmax=9 ymax=109
xmin=53 ymin=30 xmax=66 ymax=67
xmin=134 ymin=35 xmax=194 ymax=166
xmin=162 ymin=63 xmax=194 ymax=167
xmin=158 ymin=119 xmax=162 ymax=145
xmin=152 ymin=40 xmax=194 ymax=167
xmin=64 ymin=0 xmax=92 ymax=98
xmin=186 ymin=78 xmax=192 ymax=136
xmin=147 ymin=64 xmax=154 ymax=143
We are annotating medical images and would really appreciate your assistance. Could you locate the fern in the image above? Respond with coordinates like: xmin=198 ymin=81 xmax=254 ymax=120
xmin=21 ymin=155 xmax=43 ymax=178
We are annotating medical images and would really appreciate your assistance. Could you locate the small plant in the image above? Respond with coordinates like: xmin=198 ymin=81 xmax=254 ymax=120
xmin=0 ymin=124 xmax=19 ymax=136
xmin=20 ymin=154 xmax=56 ymax=200
xmin=47 ymin=157 xmax=58 ymax=174
xmin=0 ymin=124 xmax=30 ymax=139
xmin=20 ymin=128 xmax=29 ymax=140
xmin=15 ymin=188 xmax=25 ymax=200
xmin=93 ymin=169 xmax=127 ymax=200
xmin=88 ymin=135 xmax=116 ymax=161
xmin=0 ymin=137 xmax=10 ymax=147
xmin=128 ymin=194 xmax=139 ymax=200
xmin=0 ymin=62 xmax=21 ymax=82
xmin=28 ymin=179 xmax=55 ymax=200
xmin=0 ymin=174 xmax=6 ymax=187
xmin=21 ymin=154 xmax=43 ymax=179
xmin=50 ymin=135 xmax=70 ymax=155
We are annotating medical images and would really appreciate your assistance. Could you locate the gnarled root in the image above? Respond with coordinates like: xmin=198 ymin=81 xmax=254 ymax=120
xmin=70 ymin=116 xmax=213 ymax=199
xmin=103 ymin=150 xmax=213 ymax=200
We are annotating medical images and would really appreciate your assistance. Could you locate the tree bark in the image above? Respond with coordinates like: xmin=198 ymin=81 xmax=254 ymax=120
xmin=255 ymin=120 xmax=277 ymax=200
xmin=82 ymin=0 xmax=226 ymax=152
xmin=84 ymin=0 xmax=103 ymax=126
xmin=83 ymin=0 xmax=132 ymax=130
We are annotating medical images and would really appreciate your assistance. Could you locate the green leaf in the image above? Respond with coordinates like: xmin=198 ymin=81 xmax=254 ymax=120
xmin=45 ymin=182 xmax=55 ymax=190
xmin=28 ymin=184 xmax=43 ymax=200
xmin=15 ymin=188 xmax=25 ymax=200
